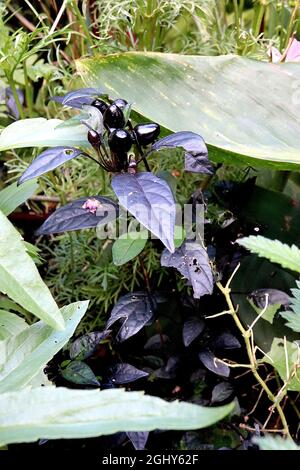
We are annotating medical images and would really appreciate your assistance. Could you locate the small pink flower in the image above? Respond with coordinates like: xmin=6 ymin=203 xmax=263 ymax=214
xmin=82 ymin=198 xmax=101 ymax=214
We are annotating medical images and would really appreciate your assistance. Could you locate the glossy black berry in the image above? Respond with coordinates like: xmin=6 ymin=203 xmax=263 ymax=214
xmin=133 ymin=123 xmax=160 ymax=146
xmin=103 ymin=104 xmax=125 ymax=129
xmin=108 ymin=129 xmax=132 ymax=153
xmin=113 ymin=98 xmax=128 ymax=110
xmin=87 ymin=129 xmax=101 ymax=147
xmin=91 ymin=99 xmax=108 ymax=114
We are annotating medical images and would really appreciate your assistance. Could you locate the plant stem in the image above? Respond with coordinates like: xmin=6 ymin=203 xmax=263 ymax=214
xmin=7 ymin=77 xmax=25 ymax=119
xmin=217 ymin=277 xmax=291 ymax=438
xmin=233 ymin=0 xmax=240 ymax=44
xmin=23 ymin=60 xmax=33 ymax=117
xmin=100 ymin=168 xmax=107 ymax=194
xmin=72 ymin=0 xmax=94 ymax=53
xmin=68 ymin=232 xmax=75 ymax=297
xmin=252 ymin=2 xmax=265 ymax=37
xmin=284 ymin=0 xmax=300 ymax=49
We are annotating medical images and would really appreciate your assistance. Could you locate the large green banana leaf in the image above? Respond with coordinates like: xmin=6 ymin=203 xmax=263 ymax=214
xmin=77 ymin=52 xmax=300 ymax=170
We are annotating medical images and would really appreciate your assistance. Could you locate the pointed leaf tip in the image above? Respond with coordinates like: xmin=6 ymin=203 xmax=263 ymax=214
xmin=18 ymin=147 xmax=84 ymax=185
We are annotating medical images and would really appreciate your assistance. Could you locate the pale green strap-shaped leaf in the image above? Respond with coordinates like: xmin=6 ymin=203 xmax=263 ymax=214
xmin=0 ymin=301 xmax=89 ymax=393
xmin=0 ymin=180 xmax=38 ymax=216
xmin=253 ymin=435 xmax=300 ymax=450
xmin=27 ymin=370 xmax=53 ymax=388
xmin=0 ymin=118 xmax=88 ymax=151
xmin=0 ymin=387 xmax=234 ymax=446
xmin=0 ymin=309 xmax=28 ymax=340
xmin=0 ymin=210 xmax=64 ymax=329
xmin=77 ymin=52 xmax=300 ymax=170
xmin=237 ymin=236 xmax=300 ymax=274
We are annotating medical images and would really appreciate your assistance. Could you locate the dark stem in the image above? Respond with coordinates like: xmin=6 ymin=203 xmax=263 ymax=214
xmin=140 ymin=256 xmax=164 ymax=347
xmin=128 ymin=121 xmax=151 ymax=171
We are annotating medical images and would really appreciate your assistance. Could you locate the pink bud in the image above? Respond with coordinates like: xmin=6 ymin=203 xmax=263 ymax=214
xmin=82 ymin=198 xmax=101 ymax=214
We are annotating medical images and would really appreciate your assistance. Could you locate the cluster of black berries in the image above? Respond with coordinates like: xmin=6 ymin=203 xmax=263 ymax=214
xmin=87 ymin=97 xmax=160 ymax=173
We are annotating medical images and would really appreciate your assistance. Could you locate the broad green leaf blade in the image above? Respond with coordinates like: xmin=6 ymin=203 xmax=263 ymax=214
xmin=77 ymin=52 xmax=300 ymax=170
xmin=0 ymin=210 xmax=64 ymax=329
xmin=237 ymin=236 xmax=300 ymax=273
xmin=0 ymin=387 xmax=234 ymax=446
xmin=0 ymin=310 xmax=28 ymax=340
xmin=0 ymin=301 xmax=89 ymax=393
xmin=0 ymin=181 xmax=38 ymax=216
xmin=112 ymin=231 xmax=148 ymax=266
xmin=253 ymin=435 xmax=300 ymax=450
xmin=264 ymin=337 xmax=300 ymax=391
xmin=0 ymin=118 xmax=88 ymax=151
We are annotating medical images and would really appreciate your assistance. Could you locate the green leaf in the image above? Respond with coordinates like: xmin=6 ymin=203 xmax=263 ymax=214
xmin=61 ymin=360 xmax=100 ymax=386
xmin=231 ymin=256 xmax=300 ymax=391
xmin=77 ymin=52 xmax=300 ymax=170
xmin=0 ymin=210 xmax=64 ymax=329
xmin=237 ymin=236 xmax=300 ymax=274
xmin=0 ymin=387 xmax=234 ymax=446
xmin=0 ymin=181 xmax=38 ymax=216
xmin=112 ymin=231 xmax=148 ymax=266
xmin=264 ymin=337 xmax=300 ymax=391
xmin=0 ymin=301 xmax=89 ymax=393
xmin=249 ymin=299 xmax=281 ymax=325
xmin=0 ymin=310 xmax=28 ymax=340
xmin=174 ymin=225 xmax=185 ymax=248
xmin=280 ymin=282 xmax=300 ymax=332
xmin=253 ymin=435 xmax=300 ymax=450
xmin=0 ymin=118 xmax=88 ymax=151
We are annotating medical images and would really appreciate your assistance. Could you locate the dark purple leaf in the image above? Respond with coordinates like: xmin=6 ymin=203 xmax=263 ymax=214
xmin=153 ymin=355 xmax=180 ymax=379
xmin=35 ymin=196 xmax=118 ymax=235
xmin=61 ymin=360 xmax=100 ymax=386
xmin=18 ymin=147 xmax=84 ymax=185
xmin=70 ymin=330 xmax=111 ymax=361
xmin=190 ymin=368 xmax=206 ymax=383
xmin=51 ymin=88 xmax=103 ymax=109
xmin=181 ymin=432 xmax=209 ymax=450
xmin=183 ymin=317 xmax=205 ymax=347
xmin=153 ymin=367 xmax=176 ymax=379
xmin=211 ymin=382 xmax=234 ymax=404
xmin=5 ymin=87 xmax=24 ymax=119
xmin=109 ymin=363 xmax=149 ymax=384
xmin=126 ymin=432 xmax=149 ymax=450
xmin=199 ymin=351 xmax=230 ymax=377
xmin=149 ymin=131 xmax=213 ymax=175
xmin=112 ymin=172 xmax=176 ymax=253
xmin=249 ymin=288 xmax=291 ymax=309
xmin=165 ymin=355 xmax=180 ymax=373
xmin=161 ymin=242 xmax=213 ymax=299
xmin=106 ymin=291 xmax=155 ymax=342
xmin=143 ymin=355 xmax=164 ymax=368
xmin=213 ymin=332 xmax=241 ymax=350
xmin=144 ymin=334 xmax=170 ymax=351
